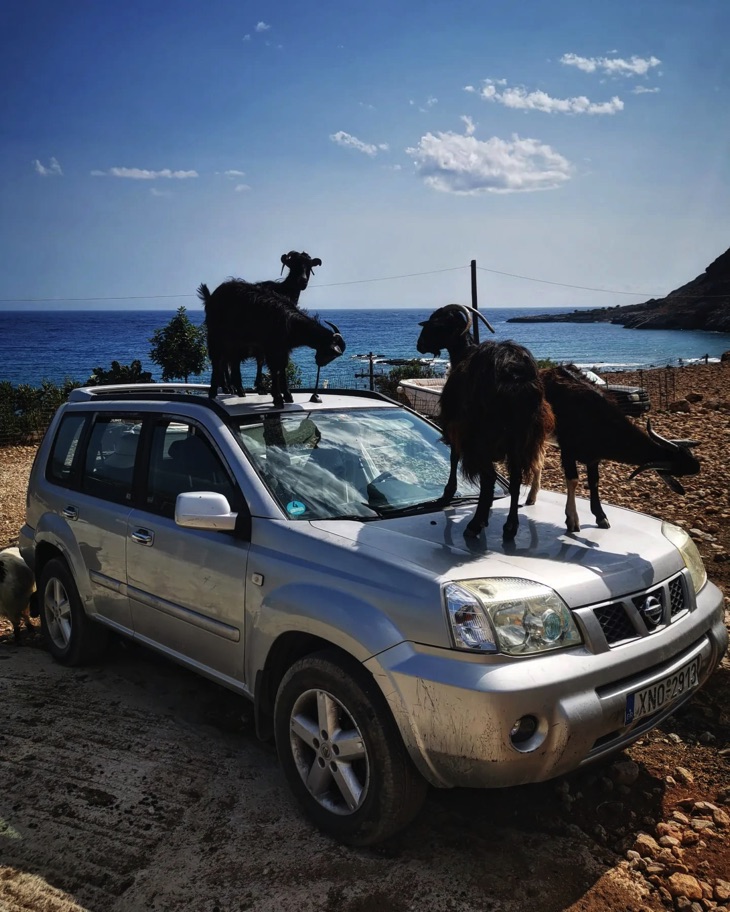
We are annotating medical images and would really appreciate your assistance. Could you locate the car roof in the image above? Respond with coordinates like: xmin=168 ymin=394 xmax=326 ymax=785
xmin=66 ymin=384 xmax=401 ymax=418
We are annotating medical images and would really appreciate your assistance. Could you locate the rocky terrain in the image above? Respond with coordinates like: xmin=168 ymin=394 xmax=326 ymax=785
xmin=508 ymin=247 xmax=730 ymax=332
xmin=1 ymin=362 xmax=729 ymax=912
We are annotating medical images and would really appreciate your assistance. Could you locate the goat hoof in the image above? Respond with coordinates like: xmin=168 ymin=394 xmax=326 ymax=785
xmin=502 ymin=523 xmax=518 ymax=540
xmin=464 ymin=520 xmax=483 ymax=538
xmin=597 ymin=517 xmax=611 ymax=529
xmin=566 ymin=521 xmax=581 ymax=533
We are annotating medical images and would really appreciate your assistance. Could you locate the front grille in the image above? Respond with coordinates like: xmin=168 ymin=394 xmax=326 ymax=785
xmin=593 ymin=603 xmax=636 ymax=644
xmin=588 ymin=572 xmax=689 ymax=648
xmin=669 ymin=577 xmax=686 ymax=616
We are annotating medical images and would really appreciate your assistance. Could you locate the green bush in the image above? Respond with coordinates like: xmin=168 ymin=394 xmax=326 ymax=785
xmin=86 ymin=359 xmax=154 ymax=386
xmin=0 ymin=379 xmax=80 ymax=446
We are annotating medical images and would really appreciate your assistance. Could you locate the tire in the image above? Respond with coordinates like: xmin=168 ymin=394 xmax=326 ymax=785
xmin=274 ymin=649 xmax=428 ymax=845
xmin=38 ymin=557 xmax=109 ymax=666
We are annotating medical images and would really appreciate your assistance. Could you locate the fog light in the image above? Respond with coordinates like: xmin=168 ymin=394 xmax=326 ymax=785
xmin=510 ymin=715 xmax=538 ymax=745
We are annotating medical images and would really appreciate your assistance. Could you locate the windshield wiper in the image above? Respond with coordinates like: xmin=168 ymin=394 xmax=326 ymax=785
xmin=367 ymin=494 xmax=479 ymax=519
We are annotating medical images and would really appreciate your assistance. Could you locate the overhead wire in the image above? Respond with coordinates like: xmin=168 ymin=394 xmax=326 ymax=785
xmin=0 ymin=261 xmax=726 ymax=303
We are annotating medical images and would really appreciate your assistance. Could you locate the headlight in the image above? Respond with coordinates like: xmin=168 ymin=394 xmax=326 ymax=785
xmin=444 ymin=578 xmax=582 ymax=656
xmin=662 ymin=522 xmax=707 ymax=593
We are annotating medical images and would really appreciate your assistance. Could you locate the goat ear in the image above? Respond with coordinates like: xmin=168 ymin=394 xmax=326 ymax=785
xmin=311 ymin=258 xmax=322 ymax=267
xmin=657 ymin=471 xmax=686 ymax=495
xmin=280 ymin=254 xmax=289 ymax=264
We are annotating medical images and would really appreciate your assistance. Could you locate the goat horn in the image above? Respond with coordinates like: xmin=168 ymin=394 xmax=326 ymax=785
xmin=325 ymin=320 xmax=341 ymax=335
xmin=671 ymin=438 xmax=699 ymax=449
xmin=458 ymin=304 xmax=496 ymax=334
xmin=646 ymin=418 xmax=680 ymax=450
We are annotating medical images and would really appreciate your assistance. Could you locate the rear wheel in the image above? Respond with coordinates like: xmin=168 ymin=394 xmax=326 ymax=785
xmin=274 ymin=649 xmax=428 ymax=845
xmin=38 ymin=558 xmax=109 ymax=665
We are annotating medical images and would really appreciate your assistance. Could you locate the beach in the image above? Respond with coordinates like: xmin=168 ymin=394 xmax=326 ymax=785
xmin=1 ymin=362 xmax=728 ymax=912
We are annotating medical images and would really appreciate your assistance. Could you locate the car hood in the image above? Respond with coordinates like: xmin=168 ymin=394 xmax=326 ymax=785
xmin=311 ymin=489 xmax=683 ymax=609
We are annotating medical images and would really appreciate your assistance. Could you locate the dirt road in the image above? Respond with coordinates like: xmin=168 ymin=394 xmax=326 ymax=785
xmin=2 ymin=626 xmax=729 ymax=912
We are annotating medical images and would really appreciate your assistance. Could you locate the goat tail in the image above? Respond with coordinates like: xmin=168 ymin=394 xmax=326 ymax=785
xmin=196 ymin=283 xmax=211 ymax=310
xmin=506 ymin=398 xmax=555 ymax=484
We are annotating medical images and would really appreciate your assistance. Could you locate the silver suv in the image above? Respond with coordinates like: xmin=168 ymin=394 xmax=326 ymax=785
xmin=19 ymin=383 xmax=727 ymax=845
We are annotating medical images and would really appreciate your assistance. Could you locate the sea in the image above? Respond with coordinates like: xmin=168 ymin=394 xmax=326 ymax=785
xmin=1 ymin=307 xmax=728 ymax=390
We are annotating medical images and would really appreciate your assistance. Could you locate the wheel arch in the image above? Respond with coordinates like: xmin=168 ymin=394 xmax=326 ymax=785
xmin=254 ymin=633 xmax=374 ymax=742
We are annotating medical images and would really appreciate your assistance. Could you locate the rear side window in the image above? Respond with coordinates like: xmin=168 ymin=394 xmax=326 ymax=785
xmin=82 ymin=416 xmax=141 ymax=504
xmin=48 ymin=414 xmax=88 ymax=485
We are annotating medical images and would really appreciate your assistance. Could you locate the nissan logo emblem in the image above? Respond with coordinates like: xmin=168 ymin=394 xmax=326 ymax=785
xmin=640 ymin=595 xmax=663 ymax=628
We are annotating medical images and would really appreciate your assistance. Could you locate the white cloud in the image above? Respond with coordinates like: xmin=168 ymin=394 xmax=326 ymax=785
xmin=329 ymin=131 xmax=389 ymax=156
xmin=632 ymin=85 xmax=660 ymax=94
xmin=150 ymin=187 xmax=172 ymax=197
xmin=560 ymin=52 xmax=661 ymax=77
xmin=461 ymin=115 xmax=476 ymax=135
xmin=235 ymin=183 xmax=251 ymax=192
xmin=406 ymin=129 xmax=573 ymax=194
xmin=255 ymin=21 xmax=270 ymax=32
xmin=479 ymin=80 xmax=623 ymax=115
xmin=34 ymin=157 xmax=62 ymax=176
xmin=91 ymin=167 xmax=198 ymax=179
xmin=243 ymin=34 xmax=251 ymax=41
xmin=224 ymin=169 xmax=246 ymax=177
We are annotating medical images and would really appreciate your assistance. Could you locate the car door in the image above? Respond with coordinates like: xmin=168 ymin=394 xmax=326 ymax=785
xmin=57 ymin=412 xmax=140 ymax=634
xmin=125 ymin=417 xmax=249 ymax=683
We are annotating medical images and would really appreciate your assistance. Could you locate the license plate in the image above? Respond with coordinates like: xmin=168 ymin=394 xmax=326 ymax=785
xmin=625 ymin=656 xmax=701 ymax=725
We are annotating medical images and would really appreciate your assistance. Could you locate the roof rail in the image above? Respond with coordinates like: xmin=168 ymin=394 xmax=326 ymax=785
xmin=68 ymin=383 xmax=209 ymax=402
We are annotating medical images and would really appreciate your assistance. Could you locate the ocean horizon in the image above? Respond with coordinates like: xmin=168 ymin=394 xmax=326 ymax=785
xmin=2 ymin=306 xmax=728 ymax=390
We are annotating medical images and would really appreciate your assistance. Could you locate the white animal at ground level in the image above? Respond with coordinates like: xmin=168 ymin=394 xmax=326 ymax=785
xmin=0 ymin=547 xmax=36 ymax=643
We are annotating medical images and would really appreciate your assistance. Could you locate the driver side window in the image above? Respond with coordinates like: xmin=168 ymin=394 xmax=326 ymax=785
xmin=145 ymin=421 xmax=238 ymax=518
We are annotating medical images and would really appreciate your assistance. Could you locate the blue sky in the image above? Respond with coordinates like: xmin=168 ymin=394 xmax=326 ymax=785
xmin=1 ymin=0 xmax=728 ymax=311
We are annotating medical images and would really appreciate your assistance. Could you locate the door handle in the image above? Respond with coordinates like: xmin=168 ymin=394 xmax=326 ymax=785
xmin=130 ymin=529 xmax=154 ymax=546
xmin=62 ymin=506 xmax=78 ymax=521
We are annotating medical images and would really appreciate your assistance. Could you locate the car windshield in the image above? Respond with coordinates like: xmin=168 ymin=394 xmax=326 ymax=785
xmin=233 ymin=407 xmax=490 ymax=521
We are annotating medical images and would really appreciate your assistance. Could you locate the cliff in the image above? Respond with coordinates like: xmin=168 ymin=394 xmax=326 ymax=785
xmin=508 ymin=246 xmax=730 ymax=331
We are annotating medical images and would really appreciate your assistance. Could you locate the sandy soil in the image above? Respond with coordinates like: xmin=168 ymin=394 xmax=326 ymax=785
xmin=1 ymin=364 xmax=729 ymax=912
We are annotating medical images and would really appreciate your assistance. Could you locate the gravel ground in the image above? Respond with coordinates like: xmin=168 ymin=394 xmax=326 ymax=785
xmin=1 ymin=364 xmax=728 ymax=912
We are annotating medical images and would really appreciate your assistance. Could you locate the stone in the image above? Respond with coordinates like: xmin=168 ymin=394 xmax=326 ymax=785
xmin=716 ymin=880 xmax=730 ymax=902
xmin=667 ymin=873 xmax=704 ymax=901
xmin=670 ymin=399 xmax=691 ymax=413
xmin=675 ymin=767 xmax=695 ymax=784
xmin=633 ymin=832 xmax=660 ymax=857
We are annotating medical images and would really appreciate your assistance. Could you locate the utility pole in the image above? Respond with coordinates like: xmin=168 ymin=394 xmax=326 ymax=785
xmin=471 ymin=259 xmax=479 ymax=344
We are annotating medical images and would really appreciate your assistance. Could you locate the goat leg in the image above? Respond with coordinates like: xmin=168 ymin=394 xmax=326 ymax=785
xmin=465 ymin=467 xmax=495 ymax=538
xmin=524 ymin=447 xmax=544 ymax=506
xmin=586 ymin=461 xmax=610 ymax=528
xmin=562 ymin=453 xmax=581 ymax=532
xmin=503 ymin=466 xmax=522 ymax=540
xmin=440 ymin=447 xmax=459 ymax=504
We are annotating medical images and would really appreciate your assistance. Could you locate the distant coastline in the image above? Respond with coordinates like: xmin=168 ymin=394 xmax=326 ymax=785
xmin=508 ymin=247 xmax=730 ymax=334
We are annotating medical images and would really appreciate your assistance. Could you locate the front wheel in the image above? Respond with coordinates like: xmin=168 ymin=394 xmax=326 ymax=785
xmin=38 ymin=557 xmax=109 ymax=666
xmin=274 ymin=649 xmax=428 ymax=845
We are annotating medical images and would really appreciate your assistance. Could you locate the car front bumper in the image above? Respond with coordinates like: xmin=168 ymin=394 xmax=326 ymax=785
xmin=366 ymin=579 xmax=726 ymax=789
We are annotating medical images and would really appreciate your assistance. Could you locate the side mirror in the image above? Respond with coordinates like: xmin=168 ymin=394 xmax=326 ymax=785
xmin=175 ymin=492 xmax=238 ymax=531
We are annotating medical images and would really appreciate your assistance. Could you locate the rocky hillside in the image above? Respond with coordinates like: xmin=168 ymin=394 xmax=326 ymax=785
xmin=508 ymin=246 xmax=730 ymax=332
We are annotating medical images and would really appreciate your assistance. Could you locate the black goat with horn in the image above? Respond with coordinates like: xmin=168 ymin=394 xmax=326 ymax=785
xmin=199 ymin=281 xmax=345 ymax=408
xmin=219 ymin=250 xmax=323 ymax=396
xmin=436 ymin=328 xmax=555 ymax=540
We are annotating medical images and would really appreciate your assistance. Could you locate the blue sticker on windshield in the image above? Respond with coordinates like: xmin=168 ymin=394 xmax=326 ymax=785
xmin=286 ymin=500 xmax=307 ymax=516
